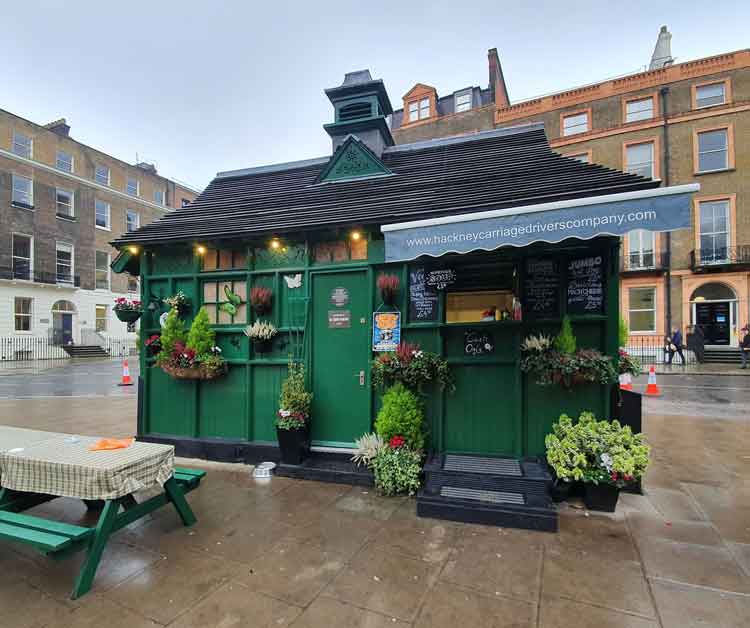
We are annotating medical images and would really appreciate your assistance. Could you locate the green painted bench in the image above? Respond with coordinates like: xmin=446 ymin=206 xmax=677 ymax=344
xmin=0 ymin=467 xmax=206 ymax=599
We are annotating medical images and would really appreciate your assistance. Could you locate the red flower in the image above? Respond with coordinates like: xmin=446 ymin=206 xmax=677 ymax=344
xmin=610 ymin=472 xmax=619 ymax=482
xmin=396 ymin=342 xmax=419 ymax=364
xmin=389 ymin=435 xmax=406 ymax=449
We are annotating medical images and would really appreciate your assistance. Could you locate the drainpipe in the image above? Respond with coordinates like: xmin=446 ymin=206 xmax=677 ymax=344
xmin=660 ymin=87 xmax=672 ymax=335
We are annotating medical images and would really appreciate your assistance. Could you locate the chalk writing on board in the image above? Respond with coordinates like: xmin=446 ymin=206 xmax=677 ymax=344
xmin=409 ymin=268 xmax=438 ymax=321
xmin=464 ymin=330 xmax=494 ymax=356
xmin=524 ymin=258 xmax=559 ymax=317
xmin=566 ymin=255 xmax=604 ymax=314
xmin=426 ymin=269 xmax=457 ymax=290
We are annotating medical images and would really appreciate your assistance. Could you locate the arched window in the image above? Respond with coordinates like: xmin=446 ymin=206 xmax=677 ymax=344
xmin=690 ymin=282 xmax=736 ymax=302
xmin=52 ymin=300 xmax=77 ymax=313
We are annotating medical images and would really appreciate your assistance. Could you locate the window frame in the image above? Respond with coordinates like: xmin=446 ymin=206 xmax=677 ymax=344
xmin=126 ymin=209 xmax=140 ymax=232
xmin=626 ymin=229 xmax=656 ymax=270
xmin=407 ymin=97 xmax=431 ymax=123
xmin=454 ymin=89 xmax=472 ymax=114
xmin=12 ymin=131 xmax=33 ymax=158
xmin=95 ymin=250 xmax=110 ymax=290
xmin=628 ymin=286 xmax=657 ymax=333
xmin=623 ymin=138 xmax=659 ymax=180
xmin=694 ymin=125 xmax=734 ymax=174
xmin=692 ymin=79 xmax=731 ymax=110
xmin=560 ymin=108 xmax=591 ymax=137
xmin=695 ymin=196 xmax=735 ymax=264
xmin=14 ymin=297 xmax=33 ymax=333
xmin=56 ymin=150 xmax=74 ymax=172
xmin=95 ymin=304 xmax=108 ymax=333
xmin=55 ymin=187 xmax=75 ymax=219
xmin=126 ymin=177 xmax=140 ymax=197
xmin=127 ymin=276 xmax=140 ymax=294
xmin=11 ymin=233 xmax=33 ymax=281
xmin=94 ymin=199 xmax=111 ymax=230
xmin=94 ymin=164 xmax=111 ymax=186
xmin=153 ymin=188 xmax=165 ymax=205
xmin=623 ymin=94 xmax=656 ymax=123
xmin=56 ymin=241 xmax=74 ymax=285
xmin=11 ymin=173 xmax=34 ymax=208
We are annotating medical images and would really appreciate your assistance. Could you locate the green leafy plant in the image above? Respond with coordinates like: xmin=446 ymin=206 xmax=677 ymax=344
xmin=370 ymin=443 xmax=423 ymax=496
xmin=545 ymin=412 xmax=650 ymax=488
xmin=351 ymin=432 xmax=384 ymax=467
xmin=619 ymin=315 xmax=630 ymax=348
xmin=187 ymin=307 xmax=215 ymax=356
xmin=371 ymin=342 xmax=453 ymax=392
xmin=277 ymin=359 xmax=312 ymax=430
xmin=374 ymin=383 xmax=425 ymax=450
xmin=617 ymin=349 xmax=642 ymax=376
xmin=157 ymin=308 xmax=186 ymax=361
xmin=554 ymin=315 xmax=577 ymax=354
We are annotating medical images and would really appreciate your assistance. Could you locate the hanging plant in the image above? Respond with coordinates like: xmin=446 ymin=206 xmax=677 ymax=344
xmin=163 ymin=291 xmax=190 ymax=316
xmin=250 ymin=286 xmax=273 ymax=315
xmin=244 ymin=320 xmax=278 ymax=353
xmin=113 ymin=297 xmax=142 ymax=323
xmin=377 ymin=273 xmax=400 ymax=306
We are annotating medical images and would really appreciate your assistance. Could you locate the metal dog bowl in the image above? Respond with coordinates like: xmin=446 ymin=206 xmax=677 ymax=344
xmin=253 ymin=461 xmax=276 ymax=478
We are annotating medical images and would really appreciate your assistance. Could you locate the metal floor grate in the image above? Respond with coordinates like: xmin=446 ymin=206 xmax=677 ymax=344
xmin=440 ymin=486 xmax=525 ymax=505
xmin=443 ymin=455 xmax=522 ymax=477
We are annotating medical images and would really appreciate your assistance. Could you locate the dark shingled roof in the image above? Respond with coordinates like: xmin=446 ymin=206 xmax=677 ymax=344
xmin=113 ymin=124 xmax=659 ymax=247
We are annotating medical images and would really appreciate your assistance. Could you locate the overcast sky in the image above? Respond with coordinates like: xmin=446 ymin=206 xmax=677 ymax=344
xmin=2 ymin=1 xmax=748 ymax=190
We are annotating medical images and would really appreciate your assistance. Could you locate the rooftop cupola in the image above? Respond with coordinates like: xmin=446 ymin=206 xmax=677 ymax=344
xmin=323 ymin=70 xmax=394 ymax=157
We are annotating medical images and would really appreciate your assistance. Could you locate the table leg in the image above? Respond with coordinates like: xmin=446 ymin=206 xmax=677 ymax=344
xmin=164 ymin=477 xmax=197 ymax=527
xmin=71 ymin=499 xmax=119 ymax=600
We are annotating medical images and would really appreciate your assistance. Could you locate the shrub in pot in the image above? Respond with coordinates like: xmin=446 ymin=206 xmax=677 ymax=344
xmin=156 ymin=308 xmax=227 ymax=380
xmin=244 ymin=320 xmax=278 ymax=354
xmin=276 ymin=359 xmax=312 ymax=464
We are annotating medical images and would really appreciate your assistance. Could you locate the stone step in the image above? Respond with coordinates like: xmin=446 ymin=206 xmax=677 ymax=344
xmin=62 ymin=345 xmax=109 ymax=358
xmin=275 ymin=452 xmax=374 ymax=487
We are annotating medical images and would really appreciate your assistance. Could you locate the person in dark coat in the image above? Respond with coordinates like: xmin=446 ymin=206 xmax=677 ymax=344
xmin=667 ymin=327 xmax=686 ymax=365
xmin=741 ymin=325 xmax=750 ymax=369
xmin=687 ymin=325 xmax=705 ymax=363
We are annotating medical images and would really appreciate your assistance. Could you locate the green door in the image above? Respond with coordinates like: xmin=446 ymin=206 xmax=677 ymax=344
xmin=311 ymin=271 xmax=371 ymax=447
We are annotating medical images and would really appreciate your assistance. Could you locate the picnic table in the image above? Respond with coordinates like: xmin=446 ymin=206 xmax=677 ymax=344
xmin=0 ymin=426 xmax=205 ymax=599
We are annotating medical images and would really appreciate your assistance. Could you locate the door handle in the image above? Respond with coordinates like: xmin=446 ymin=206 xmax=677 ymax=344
xmin=356 ymin=370 xmax=365 ymax=386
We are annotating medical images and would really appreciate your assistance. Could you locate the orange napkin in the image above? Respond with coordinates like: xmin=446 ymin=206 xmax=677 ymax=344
xmin=89 ymin=437 xmax=134 ymax=451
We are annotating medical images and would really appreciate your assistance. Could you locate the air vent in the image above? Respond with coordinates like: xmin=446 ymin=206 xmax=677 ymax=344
xmin=339 ymin=102 xmax=372 ymax=122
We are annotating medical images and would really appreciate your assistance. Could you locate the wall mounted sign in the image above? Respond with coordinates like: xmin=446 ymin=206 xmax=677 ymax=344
xmin=328 ymin=310 xmax=351 ymax=328
xmin=523 ymin=257 xmax=560 ymax=318
xmin=426 ymin=269 xmax=457 ymax=290
xmin=330 ymin=287 xmax=349 ymax=307
xmin=409 ymin=268 xmax=438 ymax=321
xmin=566 ymin=255 xmax=605 ymax=315
xmin=372 ymin=311 xmax=401 ymax=352
xmin=464 ymin=330 xmax=494 ymax=356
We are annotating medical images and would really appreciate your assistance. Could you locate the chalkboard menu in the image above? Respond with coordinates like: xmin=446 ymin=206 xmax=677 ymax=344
xmin=566 ymin=255 xmax=605 ymax=315
xmin=409 ymin=268 xmax=439 ymax=321
xmin=426 ymin=269 xmax=457 ymax=290
xmin=523 ymin=258 xmax=560 ymax=317
xmin=464 ymin=330 xmax=494 ymax=356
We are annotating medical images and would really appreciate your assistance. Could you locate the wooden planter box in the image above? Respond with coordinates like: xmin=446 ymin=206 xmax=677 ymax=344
xmin=161 ymin=363 xmax=228 ymax=381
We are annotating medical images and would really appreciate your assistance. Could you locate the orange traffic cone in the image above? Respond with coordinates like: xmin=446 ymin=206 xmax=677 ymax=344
xmin=619 ymin=372 xmax=633 ymax=391
xmin=118 ymin=359 xmax=133 ymax=387
xmin=644 ymin=365 xmax=660 ymax=396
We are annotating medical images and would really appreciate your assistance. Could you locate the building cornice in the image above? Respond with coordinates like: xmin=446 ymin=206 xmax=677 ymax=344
xmin=496 ymin=49 xmax=750 ymax=124
xmin=0 ymin=147 xmax=174 ymax=212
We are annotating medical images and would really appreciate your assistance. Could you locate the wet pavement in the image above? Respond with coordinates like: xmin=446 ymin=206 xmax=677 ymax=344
xmin=0 ymin=369 xmax=749 ymax=627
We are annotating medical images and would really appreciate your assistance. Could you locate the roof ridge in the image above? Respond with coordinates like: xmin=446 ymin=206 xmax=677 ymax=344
xmin=215 ymin=156 xmax=329 ymax=180
xmin=384 ymin=122 xmax=545 ymax=154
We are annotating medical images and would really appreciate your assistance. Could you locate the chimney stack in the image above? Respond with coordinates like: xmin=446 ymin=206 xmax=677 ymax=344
xmin=649 ymin=26 xmax=674 ymax=70
xmin=44 ymin=118 xmax=70 ymax=137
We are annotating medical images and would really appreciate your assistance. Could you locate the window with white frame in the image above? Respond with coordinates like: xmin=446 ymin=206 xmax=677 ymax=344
xmin=699 ymin=199 xmax=730 ymax=264
xmin=14 ymin=297 xmax=32 ymax=332
xmin=695 ymin=82 xmax=726 ymax=108
xmin=12 ymin=132 xmax=32 ymax=158
xmin=56 ymin=188 xmax=74 ymax=218
xmin=12 ymin=174 xmax=33 ymax=207
xmin=454 ymin=90 xmax=472 ymax=113
xmin=153 ymin=188 xmax=165 ymax=205
xmin=627 ymin=229 xmax=655 ymax=269
xmin=127 ymin=178 xmax=140 ymax=196
xmin=95 ymin=251 xmax=110 ymax=289
xmin=625 ymin=97 xmax=654 ymax=122
xmin=12 ymin=234 xmax=32 ymax=280
xmin=56 ymin=150 xmax=73 ymax=172
xmin=127 ymin=276 xmax=139 ymax=293
xmin=95 ymin=199 xmax=110 ymax=229
xmin=95 ymin=305 xmax=108 ymax=332
xmin=126 ymin=209 xmax=140 ymax=232
xmin=95 ymin=164 xmax=110 ymax=185
xmin=562 ymin=111 xmax=589 ymax=136
xmin=626 ymin=142 xmax=655 ymax=179
xmin=697 ymin=129 xmax=729 ymax=172
xmin=408 ymin=98 xmax=430 ymax=122
xmin=56 ymin=242 xmax=74 ymax=284
xmin=628 ymin=287 xmax=656 ymax=332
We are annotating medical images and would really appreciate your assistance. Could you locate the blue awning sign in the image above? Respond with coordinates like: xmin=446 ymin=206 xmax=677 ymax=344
xmin=382 ymin=185 xmax=698 ymax=263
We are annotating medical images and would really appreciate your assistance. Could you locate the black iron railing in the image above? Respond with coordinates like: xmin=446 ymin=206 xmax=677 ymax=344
xmin=621 ymin=251 xmax=670 ymax=273
xmin=623 ymin=335 xmax=697 ymax=365
xmin=690 ymin=246 xmax=750 ymax=270
xmin=0 ymin=266 xmax=80 ymax=287
xmin=0 ymin=335 xmax=136 ymax=361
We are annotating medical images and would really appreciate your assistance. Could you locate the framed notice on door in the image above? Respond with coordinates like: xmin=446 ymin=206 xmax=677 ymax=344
xmin=372 ymin=311 xmax=401 ymax=352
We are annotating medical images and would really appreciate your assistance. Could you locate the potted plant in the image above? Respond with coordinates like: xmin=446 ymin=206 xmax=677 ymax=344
xmin=113 ymin=297 xmax=142 ymax=324
xmin=156 ymin=308 xmax=227 ymax=380
xmin=163 ymin=291 xmax=190 ymax=316
xmin=371 ymin=341 xmax=454 ymax=393
xmin=276 ymin=359 xmax=312 ymax=464
xmin=244 ymin=320 xmax=278 ymax=353
xmin=144 ymin=333 xmax=162 ymax=357
xmin=250 ymin=286 xmax=273 ymax=316
xmin=376 ymin=273 xmax=400 ymax=306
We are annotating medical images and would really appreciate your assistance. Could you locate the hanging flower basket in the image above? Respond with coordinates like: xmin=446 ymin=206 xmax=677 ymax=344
xmin=115 ymin=309 xmax=142 ymax=324
xmin=377 ymin=274 xmax=400 ymax=306
xmin=161 ymin=363 xmax=228 ymax=381
xmin=253 ymin=339 xmax=274 ymax=354
xmin=250 ymin=286 xmax=273 ymax=316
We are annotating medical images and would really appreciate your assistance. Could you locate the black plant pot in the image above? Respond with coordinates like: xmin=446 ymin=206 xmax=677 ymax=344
xmin=276 ymin=425 xmax=310 ymax=465
xmin=549 ymin=480 xmax=574 ymax=503
xmin=253 ymin=339 xmax=273 ymax=354
xmin=583 ymin=483 xmax=620 ymax=512
xmin=115 ymin=309 xmax=142 ymax=324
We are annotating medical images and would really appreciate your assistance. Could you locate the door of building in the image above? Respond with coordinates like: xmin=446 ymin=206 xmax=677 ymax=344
xmin=311 ymin=270 xmax=371 ymax=447
xmin=52 ymin=312 xmax=73 ymax=345
xmin=695 ymin=302 xmax=731 ymax=345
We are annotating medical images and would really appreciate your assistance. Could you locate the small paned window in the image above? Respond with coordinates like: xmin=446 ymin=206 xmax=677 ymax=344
xmin=12 ymin=174 xmax=33 ymax=207
xmin=12 ymin=132 xmax=33 ymax=158
xmin=312 ymin=240 xmax=367 ymax=264
xmin=95 ymin=251 xmax=110 ymax=289
xmin=697 ymin=129 xmax=729 ymax=172
xmin=95 ymin=305 xmax=108 ymax=332
xmin=628 ymin=287 xmax=656 ymax=332
xmin=56 ymin=188 xmax=74 ymax=217
xmin=695 ymin=82 xmax=726 ymax=108
xmin=95 ymin=199 xmax=110 ymax=229
xmin=201 ymin=248 xmax=247 ymax=271
xmin=202 ymin=280 xmax=247 ymax=324
xmin=154 ymin=189 xmax=165 ymax=205
xmin=14 ymin=297 xmax=32 ymax=332
xmin=127 ymin=178 xmax=140 ymax=196
xmin=127 ymin=276 xmax=139 ymax=293
xmin=56 ymin=150 xmax=74 ymax=172
xmin=12 ymin=234 xmax=32 ymax=280
xmin=454 ymin=91 xmax=472 ymax=113
xmin=95 ymin=164 xmax=110 ymax=185
xmin=562 ymin=112 xmax=589 ymax=136
xmin=408 ymin=97 xmax=430 ymax=122
xmin=126 ymin=210 xmax=140 ymax=232
xmin=625 ymin=97 xmax=654 ymax=122
xmin=56 ymin=242 xmax=74 ymax=284
xmin=627 ymin=230 xmax=655 ymax=269
xmin=626 ymin=142 xmax=655 ymax=179
xmin=699 ymin=199 xmax=730 ymax=264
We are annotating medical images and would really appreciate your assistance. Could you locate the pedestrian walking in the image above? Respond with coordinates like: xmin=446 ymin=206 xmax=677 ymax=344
xmin=687 ymin=325 xmax=705 ymax=363
xmin=740 ymin=325 xmax=750 ymax=369
xmin=667 ymin=327 xmax=686 ymax=365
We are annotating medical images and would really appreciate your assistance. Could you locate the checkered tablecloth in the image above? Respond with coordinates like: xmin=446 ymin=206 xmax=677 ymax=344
xmin=0 ymin=426 xmax=66 ymax=452
xmin=0 ymin=430 xmax=174 ymax=501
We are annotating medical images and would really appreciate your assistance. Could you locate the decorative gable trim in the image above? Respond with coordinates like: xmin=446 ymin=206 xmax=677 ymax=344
xmin=314 ymin=135 xmax=393 ymax=184
xmin=403 ymin=83 xmax=437 ymax=99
